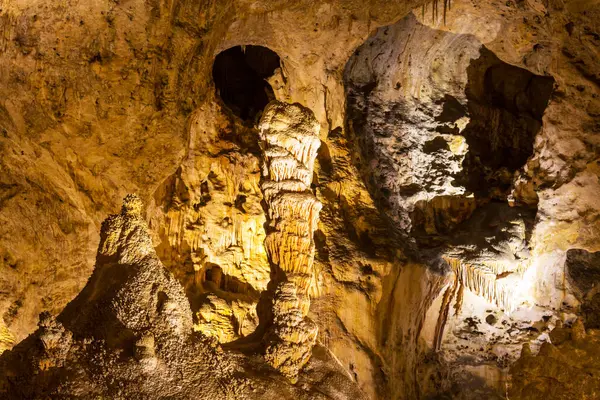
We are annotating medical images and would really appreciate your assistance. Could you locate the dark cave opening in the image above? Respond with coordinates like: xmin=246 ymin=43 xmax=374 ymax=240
xmin=212 ymin=45 xmax=280 ymax=122
xmin=457 ymin=47 xmax=555 ymax=200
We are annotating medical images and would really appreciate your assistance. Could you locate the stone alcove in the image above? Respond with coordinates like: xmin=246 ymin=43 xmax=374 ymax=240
xmin=212 ymin=45 xmax=281 ymax=122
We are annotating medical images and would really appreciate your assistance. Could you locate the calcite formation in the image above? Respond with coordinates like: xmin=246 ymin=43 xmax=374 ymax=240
xmin=0 ymin=0 xmax=599 ymax=399
xmin=61 ymin=194 xmax=194 ymax=341
xmin=264 ymin=282 xmax=319 ymax=384
xmin=438 ymin=204 xmax=535 ymax=312
xmin=0 ymin=195 xmax=364 ymax=399
xmin=151 ymin=145 xmax=268 ymax=344
xmin=443 ymin=256 xmax=529 ymax=312
xmin=258 ymin=101 xmax=322 ymax=383
xmin=510 ymin=319 xmax=600 ymax=399
xmin=195 ymin=293 xmax=256 ymax=343
xmin=0 ymin=322 xmax=14 ymax=355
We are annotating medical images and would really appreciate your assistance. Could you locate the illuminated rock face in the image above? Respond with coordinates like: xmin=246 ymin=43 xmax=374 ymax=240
xmin=195 ymin=293 xmax=256 ymax=343
xmin=0 ymin=322 xmax=14 ymax=355
xmin=258 ymin=101 xmax=322 ymax=382
xmin=147 ymin=105 xmax=269 ymax=344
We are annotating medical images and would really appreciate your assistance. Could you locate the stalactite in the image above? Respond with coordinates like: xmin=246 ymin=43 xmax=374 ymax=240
xmin=443 ymin=256 xmax=529 ymax=311
xmin=453 ymin=280 xmax=464 ymax=315
xmin=440 ymin=0 xmax=445 ymax=24
xmin=422 ymin=0 xmax=451 ymax=24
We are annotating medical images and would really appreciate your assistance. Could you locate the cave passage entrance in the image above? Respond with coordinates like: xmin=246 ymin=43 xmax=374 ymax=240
xmin=457 ymin=47 xmax=555 ymax=199
xmin=212 ymin=45 xmax=281 ymax=122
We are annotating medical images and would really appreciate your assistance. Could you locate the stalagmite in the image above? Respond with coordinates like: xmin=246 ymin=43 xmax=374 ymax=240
xmin=520 ymin=343 xmax=532 ymax=358
xmin=571 ymin=318 xmax=586 ymax=342
xmin=63 ymin=194 xmax=195 ymax=340
xmin=258 ymin=101 xmax=322 ymax=383
xmin=0 ymin=195 xmax=363 ymax=398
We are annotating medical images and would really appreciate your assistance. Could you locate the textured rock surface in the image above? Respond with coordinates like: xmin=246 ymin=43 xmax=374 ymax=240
xmin=0 ymin=0 xmax=598 ymax=399
xmin=0 ymin=195 xmax=364 ymax=399
xmin=565 ymin=249 xmax=600 ymax=328
xmin=510 ymin=320 xmax=600 ymax=400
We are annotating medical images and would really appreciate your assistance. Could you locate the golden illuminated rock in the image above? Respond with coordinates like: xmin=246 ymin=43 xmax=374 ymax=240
xmin=0 ymin=196 xmax=363 ymax=399
xmin=194 ymin=293 xmax=257 ymax=343
xmin=0 ymin=0 xmax=598 ymax=399
xmin=0 ymin=322 xmax=14 ymax=356
xmin=258 ymin=101 xmax=322 ymax=382
xmin=510 ymin=319 xmax=600 ymax=399
xmin=264 ymin=282 xmax=319 ymax=384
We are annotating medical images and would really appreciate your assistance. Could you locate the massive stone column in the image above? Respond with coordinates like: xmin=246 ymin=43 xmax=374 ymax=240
xmin=258 ymin=101 xmax=322 ymax=383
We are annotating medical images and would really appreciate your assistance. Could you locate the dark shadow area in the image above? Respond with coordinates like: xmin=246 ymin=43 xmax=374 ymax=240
xmin=202 ymin=264 xmax=260 ymax=301
xmin=58 ymin=259 xmax=140 ymax=348
xmin=456 ymin=47 xmax=555 ymax=200
xmin=212 ymin=45 xmax=280 ymax=122
xmin=565 ymin=249 xmax=600 ymax=328
xmin=419 ymin=201 xmax=536 ymax=257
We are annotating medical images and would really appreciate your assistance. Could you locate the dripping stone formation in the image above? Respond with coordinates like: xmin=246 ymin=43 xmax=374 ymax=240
xmin=0 ymin=193 xmax=361 ymax=399
xmin=259 ymin=101 xmax=322 ymax=383
xmin=1 ymin=0 xmax=600 ymax=399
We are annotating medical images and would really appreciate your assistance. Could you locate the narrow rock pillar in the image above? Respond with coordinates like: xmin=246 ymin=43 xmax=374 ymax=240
xmin=258 ymin=101 xmax=322 ymax=383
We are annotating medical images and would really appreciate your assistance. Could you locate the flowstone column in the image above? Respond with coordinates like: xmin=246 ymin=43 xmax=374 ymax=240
xmin=258 ymin=101 xmax=322 ymax=383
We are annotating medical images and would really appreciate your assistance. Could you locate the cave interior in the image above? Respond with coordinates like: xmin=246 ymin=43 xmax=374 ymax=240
xmin=0 ymin=1 xmax=599 ymax=399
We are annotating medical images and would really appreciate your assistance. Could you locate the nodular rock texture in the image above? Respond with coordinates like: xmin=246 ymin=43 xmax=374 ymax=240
xmin=0 ymin=195 xmax=364 ymax=399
